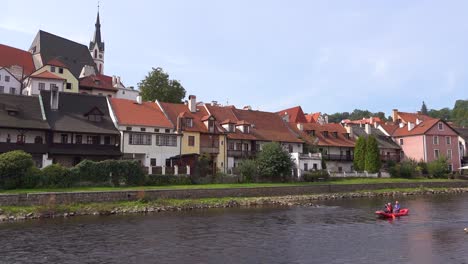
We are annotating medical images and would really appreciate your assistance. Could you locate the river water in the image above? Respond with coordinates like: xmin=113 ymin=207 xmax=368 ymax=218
xmin=1 ymin=193 xmax=468 ymax=264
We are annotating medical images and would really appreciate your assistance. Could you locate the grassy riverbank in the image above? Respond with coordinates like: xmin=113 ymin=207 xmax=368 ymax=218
xmin=0 ymin=178 xmax=459 ymax=194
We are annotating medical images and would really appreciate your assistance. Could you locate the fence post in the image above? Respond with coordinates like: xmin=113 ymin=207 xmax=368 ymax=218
xmin=344 ymin=171 xmax=346 ymax=177
xmin=162 ymin=166 xmax=166 ymax=175
xmin=149 ymin=166 xmax=152 ymax=175
xmin=174 ymin=165 xmax=178 ymax=175
xmin=186 ymin=165 xmax=190 ymax=175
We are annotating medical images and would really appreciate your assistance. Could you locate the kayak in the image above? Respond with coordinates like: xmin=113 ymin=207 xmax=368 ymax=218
xmin=375 ymin=208 xmax=409 ymax=218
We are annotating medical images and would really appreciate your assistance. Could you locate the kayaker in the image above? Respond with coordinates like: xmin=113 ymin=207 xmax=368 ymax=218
xmin=385 ymin=202 xmax=393 ymax=213
xmin=394 ymin=201 xmax=400 ymax=213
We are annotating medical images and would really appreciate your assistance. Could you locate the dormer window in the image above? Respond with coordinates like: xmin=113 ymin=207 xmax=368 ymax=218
xmin=208 ymin=120 xmax=215 ymax=133
xmin=244 ymin=125 xmax=250 ymax=134
xmin=50 ymin=66 xmax=56 ymax=72
xmin=323 ymin=131 xmax=329 ymax=138
xmin=185 ymin=118 xmax=193 ymax=128
xmin=229 ymin=124 xmax=234 ymax=132
xmin=332 ymin=132 xmax=338 ymax=138
xmin=85 ymin=107 xmax=104 ymax=122
xmin=438 ymin=122 xmax=444 ymax=130
xmin=344 ymin=133 xmax=350 ymax=139
xmin=88 ymin=114 xmax=102 ymax=122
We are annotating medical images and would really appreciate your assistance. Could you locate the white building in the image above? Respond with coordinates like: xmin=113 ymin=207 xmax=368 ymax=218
xmin=22 ymin=71 xmax=65 ymax=96
xmin=0 ymin=67 xmax=21 ymax=95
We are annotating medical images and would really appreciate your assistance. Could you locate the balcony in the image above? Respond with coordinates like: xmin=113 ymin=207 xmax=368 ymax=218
xmin=0 ymin=142 xmax=48 ymax=154
xmin=228 ymin=150 xmax=256 ymax=158
xmin=323 ymin=154 xmax=353 ymax=161
xmin=49 ymin=143 xmax=121 ymax=156
xmin=381 ymin=154 xmax=401 ymax=162
xmin=200 ymin=146 xmax=219 ymax=154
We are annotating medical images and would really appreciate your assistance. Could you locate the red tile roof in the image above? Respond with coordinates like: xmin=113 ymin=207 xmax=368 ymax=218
xmin=396 ymin=111 xmax=432 ymax=123
xmin=392 ymin=118 xmax=441 ymax=137
xmin=0 ymin=44 xmax=35 ymax=76
xmin=277 ymin=106 xmax=308 ymax=123
xmin=31 ymin=70 xmax=65 ymax=80
xmin=79 ymin=74 xmax=117 ymax=91
xmin=110 ymin=98 xmax=173 ymax=128
xmin=305 ymin=112 xmax=321 ymax=123
xmin=342 ymin=117 xmax=382 ymax=125
xmin=159 ymin=102 xmax=213 ymax=133
xmin=301 ymin=123 xmax=355 ymax=147
xmin=46 ymin=58 xmax=68 ymax=68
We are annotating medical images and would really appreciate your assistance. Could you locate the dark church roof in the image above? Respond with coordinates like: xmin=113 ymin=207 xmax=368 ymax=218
xmin=41 ymin=91 xmax=119 ymax=135
xmin=0 ymin=94 xmax=50 ymax=130
xmin=89 ymin=12 xmax=105 ymax=52
xmin=29 ymin=30 xmax=97 ymax=79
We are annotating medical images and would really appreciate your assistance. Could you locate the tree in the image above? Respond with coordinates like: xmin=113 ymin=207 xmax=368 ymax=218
xmin=427 ymin=156 xmax=449 ymax=178
xmin=256 ymin=142 xmax=293 ymax=182
xmin=421 ymin=101 xmax=428 ymax=115
xmin=364 ymin=136 xmax=381 ymax=173
xmin=0 ymin=150 xmax=34 ymax=189
xmin=353 ymin=137 xmax=366 ymax=171
xmin=138 ymin=67 xmax=186 ymax=103
xmin=238 ymin=159 xmax=257 ymax=183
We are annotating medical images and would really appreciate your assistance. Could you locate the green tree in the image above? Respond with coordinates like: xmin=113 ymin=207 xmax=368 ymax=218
xmin=138 ymin=67 xmax=186 ymax=103
xmin=238 ymin=159 xmax=258 ymax=183
xmin=421 ymin=101 xmax=428 ymax=115
xmin=427 ymin=156 xmax=449 ymax=178
xmin=364 ymin=136 xmax=381 ymax=173
xmin=353 ymin=137 xmax=366 ymax=171
xmin=0 ymin=150 xmax=34 ymax=189
xmin=452 ymin=100 xmax=468 ymax=127
xmin=256 ymin=142 xmax=293 ymax=182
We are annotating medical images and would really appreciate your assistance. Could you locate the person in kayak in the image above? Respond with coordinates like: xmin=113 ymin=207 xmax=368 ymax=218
xmin=394 ymin=201 xmax=400 ymax=213
xmin=384 ymin=202 xmax=393 ymax=213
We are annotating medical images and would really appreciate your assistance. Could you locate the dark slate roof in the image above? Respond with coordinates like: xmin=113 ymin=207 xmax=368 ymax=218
xmin=41 ymin=91 xmax=119 ymax=135
xmin=455 ymin=127 xmax=468 ymax=140
xmin=351 ymin=125 xmax=401 ymax=150
xmin=0 ymin=94 xmax=50 ymax=130
xmin=89 ymin=12 xmax=105 ymax=52
xmin=30 ymin=30 xmax=97 ymax=79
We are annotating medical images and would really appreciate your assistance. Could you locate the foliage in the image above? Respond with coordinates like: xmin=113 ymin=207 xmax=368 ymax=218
xmin=22 ymin=166 xmax=44 ymax=189
xmin=353 ymin=137 xmax=366 ymax=171
xmin=71 ymin=159 xmax=145 ymax=186
xmin=138 ymin=67 xmax=186 ymax=103
xmin=41 ymin=164 xmax=72 ymax=187
xmin=427 ymin=157 xmax=450 ymax=178
xmin=0 ymin=150 xmax=34 ymax=189
xmin=192 ymin=153 xmax=212 ymax=181
xmin=427 ymin=99 xmax=468 ymax=127
xmin=421 ymin=101 xmax=428 ymax=115
xmin=256 ymin=142 xmax=293 ymax=182
xmin=145 ymin=174 xmax=191 ymax=186
xmin=237 ymin=159 xmax=258 ymax=183
xmin=303 ymin=170 xmax=329 ymax=182
xmin=389 ymin=159 xmax=418 ymax=178
xmin=321 ymin=158 xmax=327 ymax=170
xmin=364 ymin=136 xmax=381 ymax=173
xmin=326 ymin=109 xmax=389 ymax=123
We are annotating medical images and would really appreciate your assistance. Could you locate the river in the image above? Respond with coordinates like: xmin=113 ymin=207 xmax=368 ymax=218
xmin=1 ymin=193 xmax=467 ymax=264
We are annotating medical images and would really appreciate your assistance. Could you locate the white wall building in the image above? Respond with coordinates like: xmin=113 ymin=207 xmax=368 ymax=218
xmin=0 ymin=68 xmax=21 ymax=95
xmin=23 ymin=71 xmax=65 ymax=96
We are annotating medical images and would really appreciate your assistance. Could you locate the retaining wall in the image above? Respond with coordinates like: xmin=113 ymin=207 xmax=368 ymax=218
xmin=1 ymin=181 xmax=468 ymax=206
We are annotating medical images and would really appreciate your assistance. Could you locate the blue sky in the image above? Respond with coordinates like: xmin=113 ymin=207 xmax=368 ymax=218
xmin=2 ymin=1 xmax=467 ymax=116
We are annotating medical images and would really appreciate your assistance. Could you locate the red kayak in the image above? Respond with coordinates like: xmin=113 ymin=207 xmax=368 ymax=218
xmin=375 ymin=208 xmax=409 ymax=218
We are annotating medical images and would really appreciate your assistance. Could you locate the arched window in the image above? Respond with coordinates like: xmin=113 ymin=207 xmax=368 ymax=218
xmin=94 ymin=50 xmax=97 ymax=58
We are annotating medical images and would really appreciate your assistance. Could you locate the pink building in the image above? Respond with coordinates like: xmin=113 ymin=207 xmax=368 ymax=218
xmin=379 ymin=110 xmax=461 ymax=171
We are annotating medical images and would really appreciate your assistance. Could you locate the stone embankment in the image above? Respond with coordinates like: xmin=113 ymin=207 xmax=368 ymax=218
xmin=1 ymin=187 xmax=467 ymax=222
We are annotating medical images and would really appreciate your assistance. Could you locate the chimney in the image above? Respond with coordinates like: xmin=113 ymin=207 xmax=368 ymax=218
xmin=370 ymin=117 xmax=374 ymax=124
xmin=211 ymin=100 xmax=218 ymax=106
xmin=408 ymin=122 xmax=415 ymax=131
xmin=136 ymin=95 xmax=142 ymax=105
xmin=348 ymin=126 xmax=354 ymax=138
xmin=365 ymin=123 xmax=371 ymax=135
xmin=117 ymin=76 xmax=121 ymax=85
xmin=324 ymin=115 xmax=329 ymax=124
xmin=243 ymin=105 xmax=252 ymax=110
xmin=392 ymin=109 xmax=398 ymax=123
xmin=188 ymin=95 xmax=196 ymax=113
xmin=50 ymin=87 xmax=59 ymax=110
xmin=296 ymin=123 xmax=303 ymax=131
xmin=399 ymin=122 xmax=405 ymax=128
xmin=112 ymin=75 xmax=117 ymax=86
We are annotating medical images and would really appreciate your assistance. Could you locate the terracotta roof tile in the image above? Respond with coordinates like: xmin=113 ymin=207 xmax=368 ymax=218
xmin=31 ymin=70 xmax=65 ymax=80
xmin=79 ymin=74 xmax=117 ymax=91
xmin=110 ymin=98 xmax=173 ymax=128
xmin=46 ymin=58 xmax=68 ymax=68
xmin=277 ymin=106 xmax=308 ymax=123
xmin=305 ymin=112 xmax=320 ymax=123
xmin=159 ymin=102 xmax=212 ymax=133
xmin=392 ymin=118 xmax=441 ymax=137
xmin=396 ymin=111 xmax=432 ymax=123
xmin=0 ymin=44 xmax=35 ymax=76
xmin=301 ymin=123 xmax=355 ymax=147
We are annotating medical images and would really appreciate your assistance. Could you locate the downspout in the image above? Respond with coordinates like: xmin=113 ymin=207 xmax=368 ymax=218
xmin=423 ymin=135 xmax=427 ymax=162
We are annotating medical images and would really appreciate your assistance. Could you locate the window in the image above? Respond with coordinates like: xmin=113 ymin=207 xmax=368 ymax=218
xmin=98 ymin=93 xmax=103 ymax=96
xmin=50 ymin=83 xmax=57 ymax=90
xmin=59 ymin=68 xmax=64 ymax=74
xmin=94 ymin=50 xmax=97 ymax=58
xmin=185 ymin=118 xmax=193 ymax=128
xmin=50 ymin=66 xmax=56 ymax=72
xmin=0 ymin=86 xmax=3 ymax=93
xmin=34 ymin=136 xmax=43 ymax=144
xmin=126 ymin=127 xmax=132 ymax=131
xmin=433 ymin=136 xmax=439 ymax=145
xmin=438 ymin=122 xmax=444 ymax=130
xmin=5 ymin=76 xmax=10 ymax=82
xmin=256 ymin=144 xmax=261 ymax=151
xmin=75 ymin=135 xmax=82 ymax=144
xmin=244 ymin=125 xmax=250 ymax=134
xmin=399 ymin=138 xmax=404 ymax=145
xmin=16 ymin=134 xmax=25 ymax=143
xmin=344 ymin=133 xmax=350 ymax=139
xmin=288 ymin=144 xmax=293 ymax=153
xmin=66 ymin=83 xmax=72 ymax=90
xmin=448 ymin=164 xmax=453 ymax=171
xmin=165 ymin=129 xmax=170 ymax=133
xmin=61 ymin=134 xmax=68 ymax=144
xmin=9 ymin=87 xmax=16 ymax=94
xmin=188 ymin=136 xmax=195 ymax=146
xmin=313 ymin=164 xmax=318 ymax=170
xmin=446 ymin=136 xmax=451 ymax=145
xmin=447 ymin=149 xmax=452 ymax=159
xmin=156 ymin=135 xmax=177 ymax=147
xmin=434 ymin=149 xmax=440 ymax=159
xmin=228 ymin=124 xmax=234 ymax=132
xmin=88 ymin=114 xmax=102 ymax=122
xmin=310 ymin=130 xmax=315 ymax=136
xmin=87 ymin=136 xmax=100 ymax=145
xmin=236 ymin=142 xmax=242 ymax=150
xmin=129 ymin=133 xmax=151 ymax=145
xmin=140 ymin=128 xmax=146 ymax=132
xmin=39 ymin=83 xmax=45 ymax=91
xmin=228 ymin=142 xmax=234 ymax=150
xmin=332 ymin=132 xmax=338 ymax=138
xmin=154 ymin=128 xmax=159 ymax=132
xmin=104 ymin=136 xmax=111 ymax=145
xmin=244 ymin=143 xmax=249 ymax=151
xmin=150 ymin=158 xmax=157 ymax=167
xmin=304 ymin=163 xmax=308 ymax=171
xmin=323 ymin=131 xmax=329 ymax=138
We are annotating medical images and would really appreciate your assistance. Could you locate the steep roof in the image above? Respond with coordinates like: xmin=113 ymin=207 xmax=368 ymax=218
xmin=396 ymin=111 xmax=432 ymax=123
xmin=305 ymin=112 xmax=320 ymax=123
xmin=455 ymin=127 xmax=468 ymax=140
xmin=110 ymin=98 xmax=172 ymax=128
xmin=79 ymin=74 xmax=117 ymax=91
xmin=206 ymin=104 xmax=257 ymax=140
xmin=31 ymin=70 xmax=65 ymax=80
xmin=159 ymin=102 xmax=211 ymax=133
xmin=277 ymin=106 xmax=308 ymax=123
xmin=30 ymin=30 xmax=97 ymax=78
xmin=89 ymin=11 xmax=105 ymax=52
xmin=392 ymin=118 xmax=441 ymax=137
xmin=0 ymin=44 xmax=35 ymax=76
xmin=351 ymin=126 xmax=400 ymax=150
xmin=301 ymin=123 xmax=355 ymax=147
xmin=379 ymin=123 xmax=399 ymax=135
xmin=41 ymin=90 xmax=119 ymax=134
xmin=342 ymin=117 xmax=382 ymax=125
xmin=0 ymin=94 xmax=50 ymax=130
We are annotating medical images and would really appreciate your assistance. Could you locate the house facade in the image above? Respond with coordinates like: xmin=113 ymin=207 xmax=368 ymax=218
xmin=79 ymin=74 xmax=118 ymax=97
xmin=0 ymin=67 xmax=21 ymax=95
xmin=30 ymin=59 xmax=79 ymax=93
xmin=108 ymin=97 xmax=181 ymax=172
xmin=23 ymin=71 xmax=66 ymax=96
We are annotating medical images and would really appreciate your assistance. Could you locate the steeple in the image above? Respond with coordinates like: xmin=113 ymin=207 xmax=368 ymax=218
xmin=89 ymin=5 xmax=105 ymax=74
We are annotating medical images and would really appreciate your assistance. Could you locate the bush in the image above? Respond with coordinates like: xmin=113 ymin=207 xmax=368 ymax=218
xmin=257 ymin=142 xmax=293 ymax=182
xmin=428 ymin=157 xmax=449 ymax=178
xmin=303 ymin=170 xmax=329 ymax=182
xmin=389 ymin=159 xmax=418 ymax=178
xmin=22 ymin=166 xmax=44 ymax=188
xmin=72 ymin=159 xmax=145 ymax=186
xmin=42 ymin=164 xmax=72 ymax=187
xmin=0 ymin=150 xmax=35 ymax=189
xmin=353 ymin=137 xmax=366 ymax=171
xmin=145 ymin=174 xmax=191 ymax=186
xmin=237 ymin=159 xmax=257 ymax=183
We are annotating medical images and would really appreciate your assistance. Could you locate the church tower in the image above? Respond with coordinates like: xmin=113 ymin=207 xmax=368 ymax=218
xmin=89 ymin=9 xmax=105 ymax=74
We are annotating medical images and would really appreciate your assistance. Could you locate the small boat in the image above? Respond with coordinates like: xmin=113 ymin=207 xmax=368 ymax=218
xmin=375 ymin=208 xmax=409 ymax=218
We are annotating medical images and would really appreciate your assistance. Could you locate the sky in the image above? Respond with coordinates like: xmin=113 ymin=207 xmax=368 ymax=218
xmin=2 ymin=1 xmax=467 ymax=116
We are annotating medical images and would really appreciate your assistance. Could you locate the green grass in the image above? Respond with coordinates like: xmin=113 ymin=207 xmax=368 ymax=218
xmin=0 ymin=178 xmax=460 ymax=194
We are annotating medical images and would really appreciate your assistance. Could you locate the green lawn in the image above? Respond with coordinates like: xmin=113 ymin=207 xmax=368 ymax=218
xmin=0 ymin=178 xmax=460 ymax=194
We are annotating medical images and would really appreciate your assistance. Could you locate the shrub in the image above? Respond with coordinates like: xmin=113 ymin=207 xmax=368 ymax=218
xmin=353 ymin=137 xmax=366 ymax=171
xmin=365 ymin=136 xmax=381 ymax=173
xmin=72 ymin=159 xmax=145 ymax=186
xmin=145 ymin=174 xmax=191 ymax=186
xmin=257 ymin=142 xmax=293 ymax=182
xmin=237 ymin=159 xmax=257 ymax=183
xmin=0 ymin=150 xmax=35 ymax=189
xmin=303 ymin=170 xmax=329 ymax=182
xmin=41 ymin=163 xmax=72 ymax=187
xmin=428 ymin=157 xmax=449 ymax=178
xmin=390 ymin=159 xmax=418 ymax=178
xmin=22 ymin=166 xmax=44 ymax=188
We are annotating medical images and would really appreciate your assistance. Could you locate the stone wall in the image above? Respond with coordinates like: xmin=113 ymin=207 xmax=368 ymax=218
xmin=1 ymin=181 xmax=468 ymax=206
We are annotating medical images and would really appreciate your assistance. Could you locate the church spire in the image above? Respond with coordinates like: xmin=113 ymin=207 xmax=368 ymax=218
xmin=90 ymin=10 xmax=104 ymax=51
xmin=89 ymin=4 xmax=105 ymax=74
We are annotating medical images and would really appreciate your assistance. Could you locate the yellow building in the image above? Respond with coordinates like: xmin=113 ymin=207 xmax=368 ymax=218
xmin=32 ymin=59 xmax=79 ymax=93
